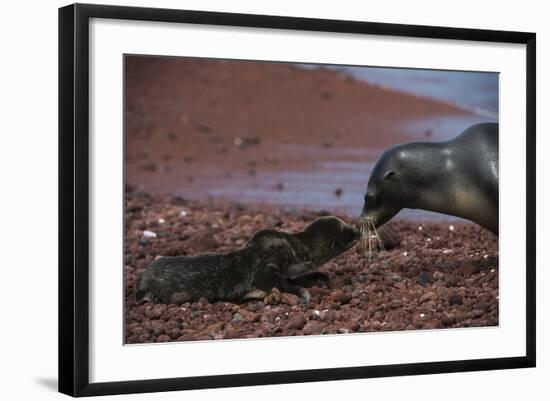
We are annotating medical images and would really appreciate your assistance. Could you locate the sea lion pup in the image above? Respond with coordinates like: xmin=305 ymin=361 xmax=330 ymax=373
xmin=135 ymin=216 xmax=360 ymax=304
xmin=360 ymin=123 xmax=499 ymax=235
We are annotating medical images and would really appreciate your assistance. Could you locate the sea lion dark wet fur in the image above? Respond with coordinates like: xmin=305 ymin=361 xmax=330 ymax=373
xmin=135 ymin=216 xmax=360 ymax=304
xmin=360 ymin=123 xmax=498 ymax=235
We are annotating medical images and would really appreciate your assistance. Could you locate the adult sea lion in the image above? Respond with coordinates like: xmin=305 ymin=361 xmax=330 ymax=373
xmin=360 ymin=122 xmax=498 ymax=235
xmin=135 ymin=216 xmax=360 ymax=304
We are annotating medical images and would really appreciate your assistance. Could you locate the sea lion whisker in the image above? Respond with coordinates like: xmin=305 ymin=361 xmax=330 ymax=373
xmin=370 ymin=221 xmax=385 ymax=252
xmin=360 ymin=222 xmax=368 ymax=250
xmin=384 ymin=224 xmax=401 ymax=243
xmin=368 ymin=223 xmax=372 ymax=261
xmin=389 ymin=228 xmax=400 ymax=243
xmin=377 ymin=226 xmax=394 ymax=246
xmin=384 ymin=225 xmax=399 ymax=240
xmin=379 ymin=225 xmax=399 ymax=245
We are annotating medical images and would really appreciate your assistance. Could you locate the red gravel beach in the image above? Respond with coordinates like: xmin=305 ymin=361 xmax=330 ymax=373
xmin=124 ymin=191 xmax=498 ymax=343
xmin=123 ymin=56 xmax=498 ymax=343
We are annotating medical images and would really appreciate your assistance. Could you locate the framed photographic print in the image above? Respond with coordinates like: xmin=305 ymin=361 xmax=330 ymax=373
xmin=58 ymin=3 xmax=536 ymax=397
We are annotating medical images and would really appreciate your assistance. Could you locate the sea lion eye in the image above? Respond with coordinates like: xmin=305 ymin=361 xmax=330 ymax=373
xmin=384 ymin=170 xmax=396 ymax=179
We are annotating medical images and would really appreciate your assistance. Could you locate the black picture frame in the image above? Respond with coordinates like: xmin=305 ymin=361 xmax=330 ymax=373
xmin=59 ymin=3 xmax=536 ymax=397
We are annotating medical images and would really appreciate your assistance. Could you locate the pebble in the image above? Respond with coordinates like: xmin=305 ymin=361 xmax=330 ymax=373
xmin=264 ymin=290 xmax=282 ymax=305
xmin=455 ymin=311 xmax=469 ymax=323
xmin=389 ymin=299 xmax=403 ymax=309
xmin=320 ymin=310 xmax=337 ymax=322
xmin=197 ymin=297 xmax=209 ymax=308
xmin=474 ymin=302 xmax=489 ymax=312
xmin=153 ymin=321 xmax=166 ymax=336
xmin=417 ymin=271 xmax=432 ymax=286
xmin=419 ymin=292 xmax=436 ymax=304
xmin=449 ymin=294 xmax=464 ymax=306
xmin=472 ymin=309 xmax=484 ymax=318
xmin=302 ymin=321 xmax=324 ymax=335
xmin=457 ymin=263 xmax=480 ymax=276
xmin=286 ymin=313 xmax=307 ymax=330
xmin=138 ymin=333 xmax=151 ymax=342
xmin=332 ymin=290 xmax=352 ymax=304
xmin=433 ymin=271 xmax=444 ymax=280
xmin=142 ymin=230 xmax=157 ymax=239
xmin=246 ymin=301 xmax=264 ymax=312
xmin=388 ymin=273 xmax=402 ymax=282
xmin=281 ymin=293 xmax=300 ymax=306
xmin=442 ymin=312 xmax=456 ymax=326
xmin=124 ymin=192 xmax=499 ymax=344
xmin=232 ymin=313 xmax=244 ymax=323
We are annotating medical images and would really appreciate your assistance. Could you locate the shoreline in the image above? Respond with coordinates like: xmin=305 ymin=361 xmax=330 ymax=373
xmin=124 ymin=57 xmax=489 ymax=218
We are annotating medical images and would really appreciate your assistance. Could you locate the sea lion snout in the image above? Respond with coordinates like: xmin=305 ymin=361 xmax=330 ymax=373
xmin=359 ymin=204 xmax=396 ymax=229
xmin=361 ymin=123 xmax=499 ymax=234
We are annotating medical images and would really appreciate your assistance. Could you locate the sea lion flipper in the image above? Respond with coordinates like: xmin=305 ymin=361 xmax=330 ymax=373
xmin=241 ymin=289 xmax=269 ymax=301
xmin=253 ymin=262 xmax=310 ymax=303
xmin=170 ymin=291 xmax=192 ymax=304
xmin=289 ymin=271 xmax=330 ymax=288
xmin=135 ymin=290 xmax=153 ymax=304
xmin=287 ymin=260 xmax=314 ymax=277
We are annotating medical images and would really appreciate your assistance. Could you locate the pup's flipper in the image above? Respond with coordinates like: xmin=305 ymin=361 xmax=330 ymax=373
xmin=241 ymin=289 xmax=268 ymax=301
xmin=287 ymin=261 xmax=315 ymax=278
xmin=253 ymin=263 xmax=312 ymax=304
xmin=289 ymin=271 xmax=330 ymax=288
xmin=135 ymin=289 xmax=155 ymax=304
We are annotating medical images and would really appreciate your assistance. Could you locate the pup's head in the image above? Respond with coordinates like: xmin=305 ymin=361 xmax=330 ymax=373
xmin=296 ymin=216 xmax=360 ymax=267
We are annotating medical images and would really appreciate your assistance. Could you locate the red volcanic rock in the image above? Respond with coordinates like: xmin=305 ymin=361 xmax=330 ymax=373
xmin=124 ymin=192 xmax=499 ymax=344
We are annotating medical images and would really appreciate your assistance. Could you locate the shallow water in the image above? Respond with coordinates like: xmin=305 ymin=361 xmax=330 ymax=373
xmin=173 ymin=139 xmax=474 ymax=222
xmin=174 ymin=145 xmax=373 ymax=217
xmin=173 ymin=66 xmax=498 ymax=222
xmin=308 ymin=65 xmax=499 ymax=120
xmin=399 ymin=114 xmax=497 ymax=142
